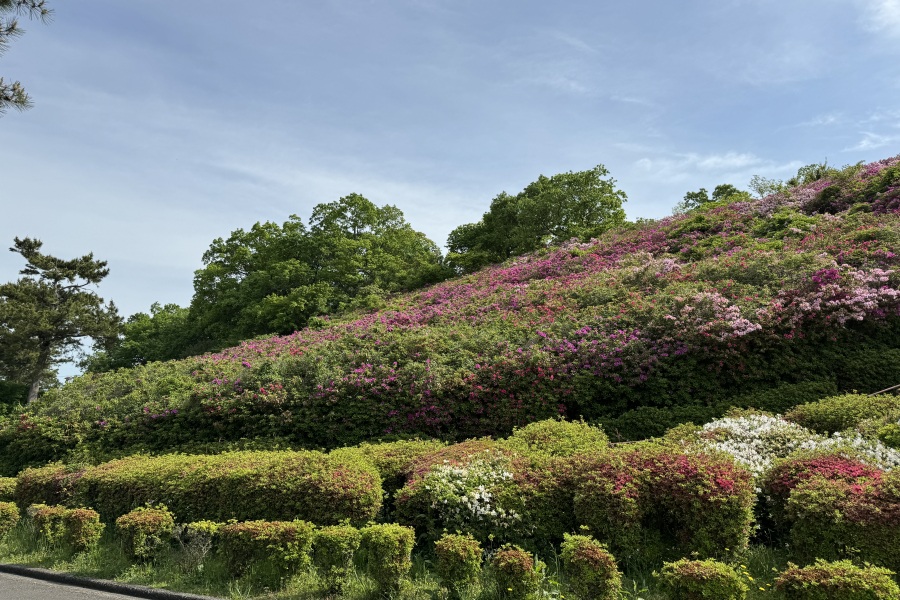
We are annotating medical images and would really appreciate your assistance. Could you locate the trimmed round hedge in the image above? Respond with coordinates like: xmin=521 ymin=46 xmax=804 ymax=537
xmin=76 ymin=450 xmax=382 ymax=525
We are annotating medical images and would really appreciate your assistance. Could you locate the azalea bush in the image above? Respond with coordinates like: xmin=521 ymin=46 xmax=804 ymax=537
xmin=359 ymin=523 xmax=415 ymax=593
xmin=571 ymin=445 xmax=755 ymax=566
xmin=312 ymin=524 xmax=361 ymax=594
xmin=395 ymin=442 xmax=528 ymax=547
xmin=559 ymin=533 xmax=621 ymax=600
xmin=434 ymin=532 xmax=483 ymax=599
xmin=775 ymin=559 xmax=900 ymax=600
xmin=219 ymin=519 xmax=315 ymax=583
xmin=490 ymin=544 xmax=543 ymax=600
xmin=2 ymin=156 xmax=900 ymax=470
xmin=785 ymin=393 xmax=899 ymax=434
xmin=656 ymin=558 xmax=747 ymax=600
xmin=0 ymin=477 xmax=14 ymax=501
xmin=115 ymin=505 xmax=176 ymax=561
xmin=0 ymin=501 xmax=19 ymax=539
xmin=75 ymin=450 xmax=381 ymax=525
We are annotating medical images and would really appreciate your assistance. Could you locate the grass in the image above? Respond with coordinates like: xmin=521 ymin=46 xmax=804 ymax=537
xmin=0 ymin=519 xmax=814 ymax=600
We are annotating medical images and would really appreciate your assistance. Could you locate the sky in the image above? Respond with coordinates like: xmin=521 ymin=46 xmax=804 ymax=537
xmin=2 ymin=0 xmax=900 ymax=372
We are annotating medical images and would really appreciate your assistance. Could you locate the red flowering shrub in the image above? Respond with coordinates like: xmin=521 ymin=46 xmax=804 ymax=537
xmin=572 ymin=445 xmax=754 ymax=566
xmin=760 ymin=452 xmax=882 ymax=534
xmin=784 ymin=470 xmax=900 ymax=571
xmin=491 ymin=544 xmax=544 ymax=600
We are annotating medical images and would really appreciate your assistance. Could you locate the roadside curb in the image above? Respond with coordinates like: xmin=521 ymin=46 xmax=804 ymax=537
xmin=0 ymin=563 xmax=224 ymax=600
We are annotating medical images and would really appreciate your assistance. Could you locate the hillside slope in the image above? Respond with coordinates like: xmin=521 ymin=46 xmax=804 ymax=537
xmin=2 ymin=156 xmax=899 ymax=474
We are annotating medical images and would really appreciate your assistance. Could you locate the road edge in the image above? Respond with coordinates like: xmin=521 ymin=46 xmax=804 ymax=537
xmin=0 ymin=563 xmax=224 ymax=600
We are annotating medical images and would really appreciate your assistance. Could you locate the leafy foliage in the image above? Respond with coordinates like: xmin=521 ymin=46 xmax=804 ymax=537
xmin=312 ymin=524 xmax=361 ymax=594
xmin=559 ymin=533 xmax=621 ymax=600
xmin=219 ymin=519 xmax=315 ymax=581
xmin=447 ymin=165 xmax=627 ymax=273
xmin=434 ymin=532 xmax=482 ymax=599
xmin=115 ymin=505 xmax=175 ymax=561
xmin=656 ymin=558 xmax=747 ymax=600
xmin=0 ymin=501 xmax=18 ymax=539
xmin=0 ymin=237 xmax=120 ymax=402
xmin=775 ymin=559 xmax=900 ymax=600
xmin=489 ymin=544 xmax=543 ymax=600
xmin=360 ymin=523 xmax=415 ymax=593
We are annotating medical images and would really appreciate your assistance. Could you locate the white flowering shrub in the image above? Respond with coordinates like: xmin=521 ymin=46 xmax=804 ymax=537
xmin=699 ymin=414 xmax=900 ymax=481
xmin=699 ymin=414 xmax=820 ymax=479
xmin=395 ymin=449 xmax=525 ymax=545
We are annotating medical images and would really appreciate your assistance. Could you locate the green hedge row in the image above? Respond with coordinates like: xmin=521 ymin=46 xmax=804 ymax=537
xmin=15 ymin=450 xmax=382 ymax=526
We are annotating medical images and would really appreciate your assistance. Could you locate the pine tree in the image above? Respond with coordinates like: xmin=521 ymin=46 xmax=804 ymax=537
xmin=1 ymin=0 xmax=52 ymax=115
xmin=0 ymin=237 xmax=120 ymax=403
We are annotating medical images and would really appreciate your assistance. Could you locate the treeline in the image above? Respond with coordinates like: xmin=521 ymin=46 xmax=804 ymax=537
xmin=86 ymin=165 xmax=628 ymax=371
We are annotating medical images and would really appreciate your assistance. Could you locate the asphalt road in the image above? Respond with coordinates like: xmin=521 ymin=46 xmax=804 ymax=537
xmin=0 ymin=572 xmax=155 ymax=599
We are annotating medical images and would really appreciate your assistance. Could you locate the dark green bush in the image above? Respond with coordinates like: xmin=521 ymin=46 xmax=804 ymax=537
xmin=77 ymin=450 xmax=382 ymax=525
xmin=490 ymin=544 xmax=543 ymax=600
xmin=219 ymin=519 xmax=315 ymax=582
xmin=434 ymin=533 xmax=482 ymax=598
xmin=115 ymin=505 xmax=176 ymax=561
xmin=656 ymin=558 xmax=747 ymax=600
xmin=559 ymin=533 xmax=621 ymax=600
xmin=62 ymin=508 xmax=104 ymax=552
xmin=785 ymin=393 xmax=898 ymax=434
xmin=0 ymin=477 xmax=15 ymax=501
xmin=775 ymin=559 xmax=900 ymax=599
xmin=313 ymin=524 xmax=361 ymax=594
xmin=0 ymin=501 xmax=19 ymax=539
xmin=360 ymin=523 xmax=415 ymax=593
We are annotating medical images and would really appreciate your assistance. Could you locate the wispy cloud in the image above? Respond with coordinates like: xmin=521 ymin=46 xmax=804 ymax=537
xmin=861 ymin=0 xmax=900 ymax=37
xmin=843 ymin=131 xmax=898 ymax=151
xmin=635 ymin=151 xmax=803 ymax=185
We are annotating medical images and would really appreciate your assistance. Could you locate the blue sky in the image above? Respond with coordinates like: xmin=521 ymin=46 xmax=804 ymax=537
xmin=2 ymin=0 xmax=900 ymax=345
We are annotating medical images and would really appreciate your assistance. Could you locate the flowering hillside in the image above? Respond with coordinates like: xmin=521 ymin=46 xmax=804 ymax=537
xmin=2 ymin=156 xmax=900 ymax=474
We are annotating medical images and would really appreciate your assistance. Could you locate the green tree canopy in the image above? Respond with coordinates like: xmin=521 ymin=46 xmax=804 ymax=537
xmin=185 ymin=194 xmax=447 ymax=350
xmin=1 ymin=0 xmax=51 ymax=115
xmin=0 ymin=237 xmax=120 ymax=402
xmin=446 ymin=165 xmax=627 ymax=273
xmin=673 ymin=183 xmax=750 ymax=214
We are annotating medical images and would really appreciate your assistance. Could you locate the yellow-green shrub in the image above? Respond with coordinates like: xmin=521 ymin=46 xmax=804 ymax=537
xmin=360 ymin=523 xmax=415 ymax=593
xmin=559 ymin=534 xmax=621 ymax=600
xmin=490 ymin=544 xmax=543 ymax=600
xmin=16 ymin=464 xmax=86 ymax=508
xmin=78 ymin=450 xmax=381 ymax=525
xmin=775 ymin=560 xmax=900 ymax=600
xmin=785 ymin=394 xmax=898 ymax=434
xmin=219 ymin=519 xmax=315 ymax=582
xmin=28 ymin=503 xmax=68 ymax=546
xmin=0 ymin=477 xmax=15 ymax=501
xmin=434 ymin=533 xmax=482 ymax=598
xmin=502 ymin=418 xmax=608 ymax=458
xmin=656 ymin=559 xmax=747 ymax=600
xmin=313 ymin=524 xmax=361 ymax=594
xmin=115 ymin=505 xmax=175 ymax=561
xmin=0 ymin=501 xmax=19 ymax=538
xmin=62 ymin=508 xmax=104 ymax=552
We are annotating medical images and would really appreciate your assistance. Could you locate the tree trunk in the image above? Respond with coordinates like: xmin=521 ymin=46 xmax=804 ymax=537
xmin=27 ymin=377 xmax=40 ymax=404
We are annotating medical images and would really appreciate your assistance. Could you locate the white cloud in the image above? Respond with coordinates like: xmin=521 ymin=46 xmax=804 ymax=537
xmin=843 ymin=131 xmax=897 ymax=151
xmin=635 ymin=152 xmax=803 ymax=185
xmin=861 ymin=0 xmax=900 ymax=36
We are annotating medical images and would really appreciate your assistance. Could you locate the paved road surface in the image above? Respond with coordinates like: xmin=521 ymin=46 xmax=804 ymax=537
xmin=0 ymin=572 xmax=148 ymax=599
